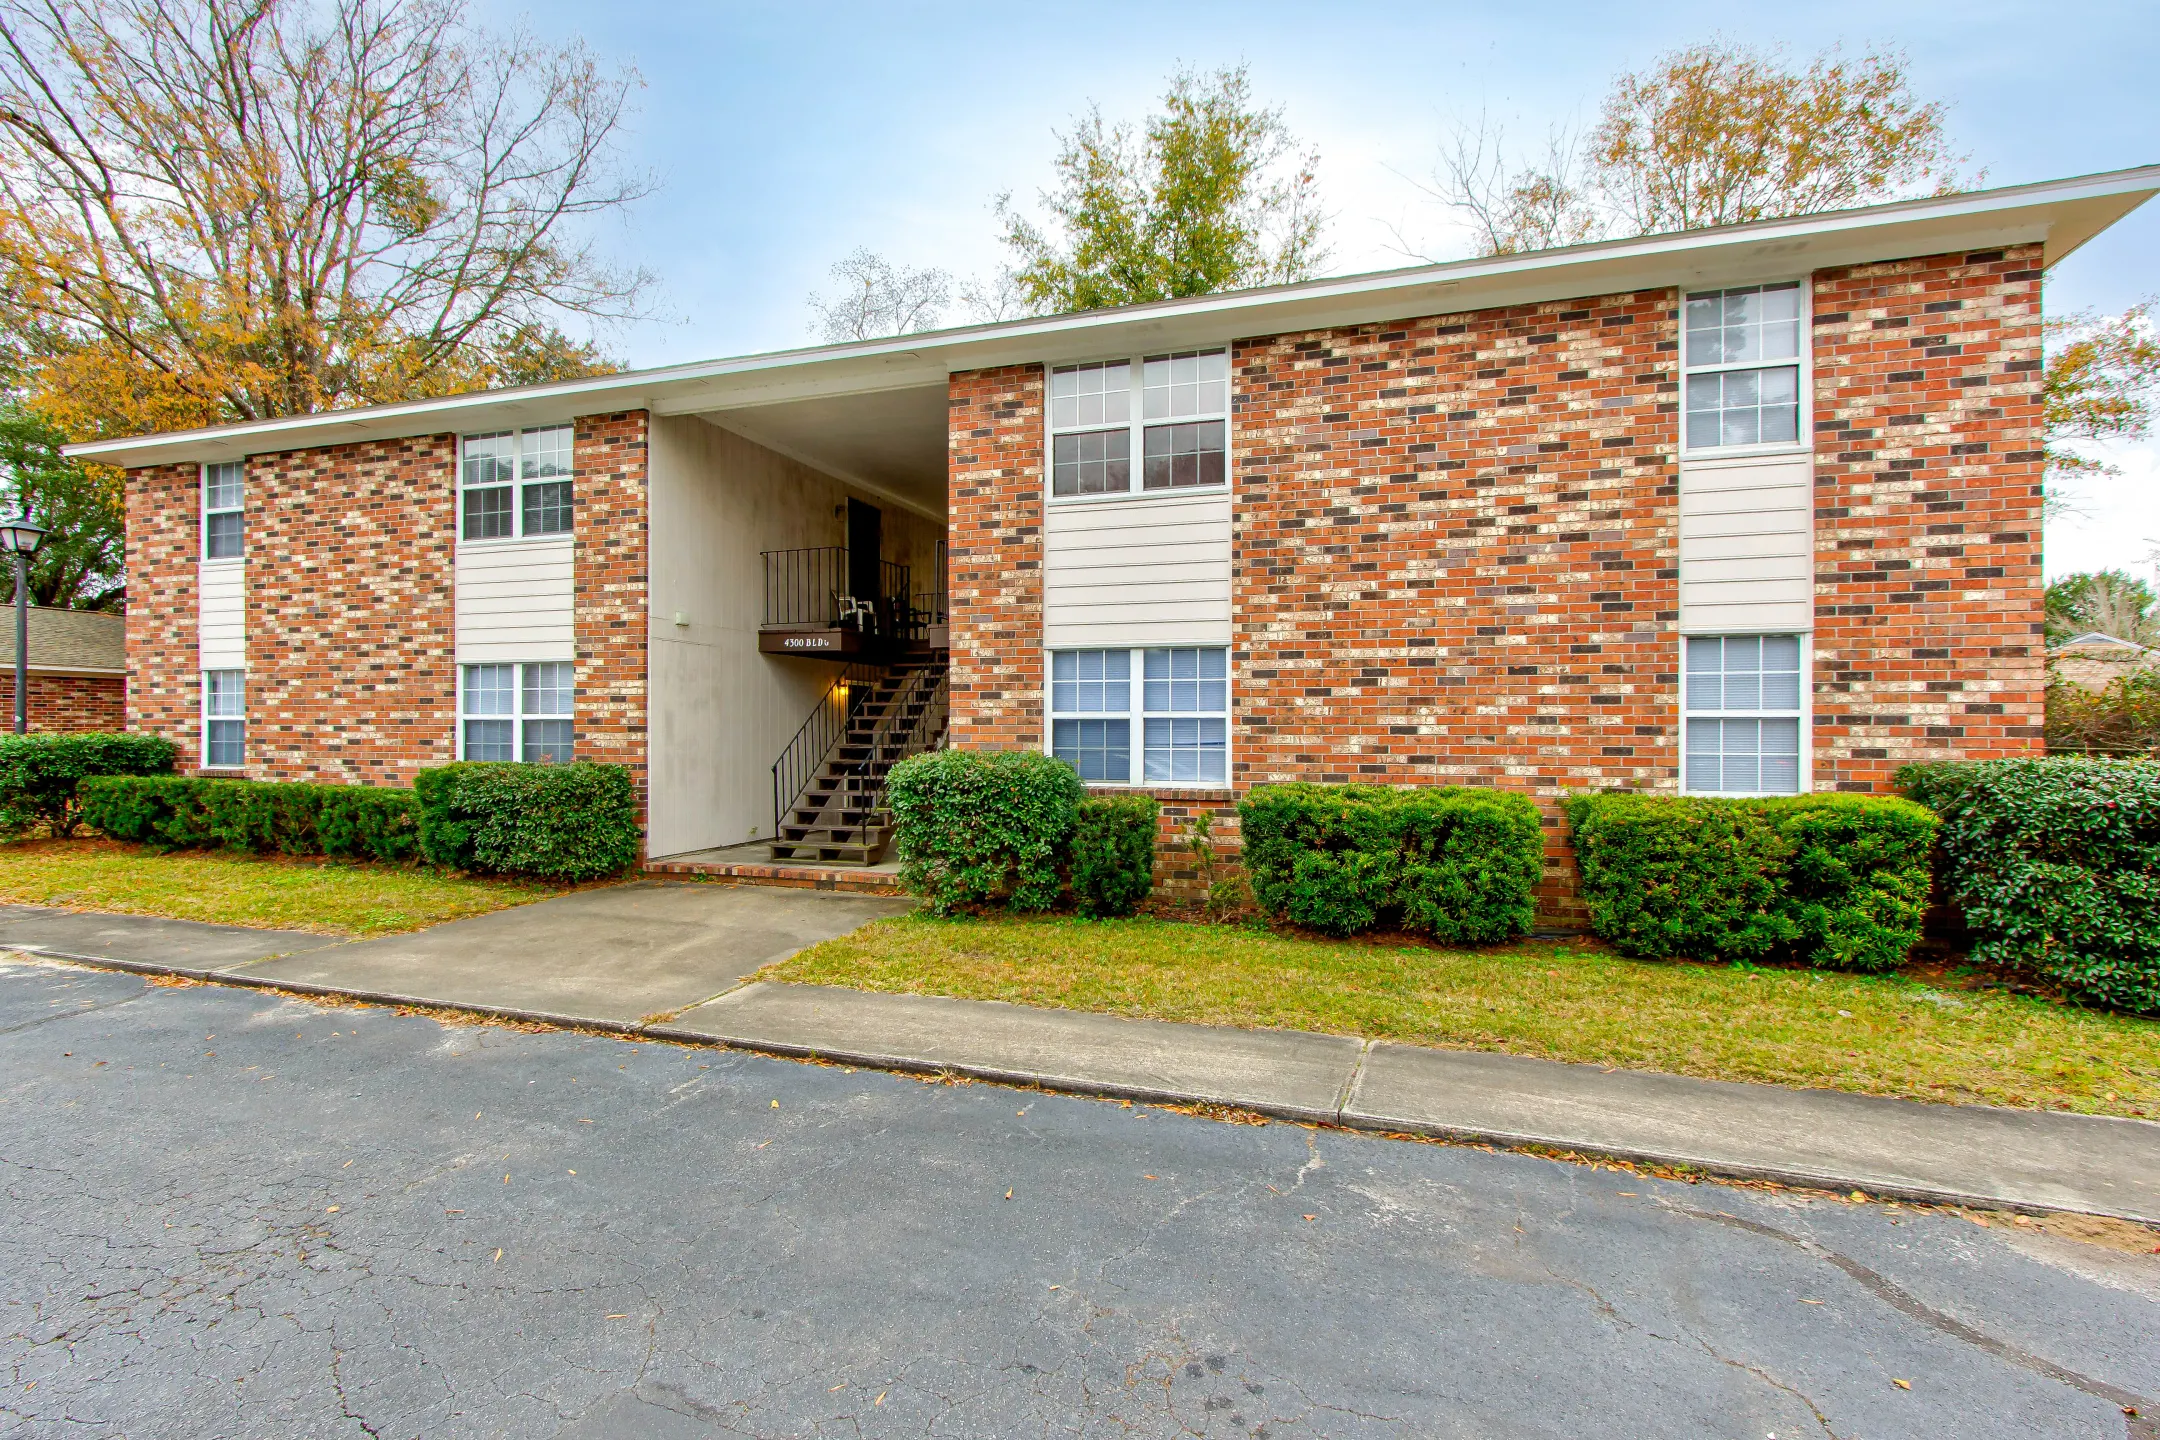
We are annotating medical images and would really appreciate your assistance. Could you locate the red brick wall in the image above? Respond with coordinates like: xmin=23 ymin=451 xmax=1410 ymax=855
xmin=947 ymin=366 xmax=1047 ymax=751
xmin=125 ymin=462 xmax=202 ymax=757
xmin=572 ymin=411 xmax=650 ymax=816
xmin=1811 ymin=246 xmax=2047 ymax=788
xmin=1233 ymin=290 xmax=1682 ymax=919
xmin=246 ymin=436 xmax=459 ymax=784
xmin=0 ymin=673 xmax=124 ymax=732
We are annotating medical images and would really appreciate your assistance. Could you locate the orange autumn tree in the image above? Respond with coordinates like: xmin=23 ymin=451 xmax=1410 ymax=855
xmin=0 ymin=0 xmax=653 ymax=438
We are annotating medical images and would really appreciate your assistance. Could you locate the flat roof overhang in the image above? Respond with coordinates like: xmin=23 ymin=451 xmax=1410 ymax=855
xmin=64 ymin=163 xmax=2160 ymax=509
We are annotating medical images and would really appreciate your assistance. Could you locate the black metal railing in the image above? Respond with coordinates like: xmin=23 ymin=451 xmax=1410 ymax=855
xmin=845 ymin=664 xmax=949 ymax=828
xmin=761 ymin=547 xmax=912 ymax=630
xmin=911 ymin=590 xmax=949 ymax=627
xmin=769 ymin=660 xmax=882 ymax=839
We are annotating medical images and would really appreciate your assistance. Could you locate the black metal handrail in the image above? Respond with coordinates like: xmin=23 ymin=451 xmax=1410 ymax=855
xmin=770 ymin=660 xmax=882 ymax=839
xmin=847 ymin=664 xmax=949 ymax=826
xmin=761 ymin=547 xmax=913 ymax=630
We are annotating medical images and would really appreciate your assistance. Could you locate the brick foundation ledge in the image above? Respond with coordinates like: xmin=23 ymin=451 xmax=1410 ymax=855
xmin=644 ymin=854 xmax=905 ymax=897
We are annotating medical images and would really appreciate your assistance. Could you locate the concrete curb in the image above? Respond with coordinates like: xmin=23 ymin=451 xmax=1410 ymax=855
xmin=16 ymin=943 xmax=2158 ymax=1224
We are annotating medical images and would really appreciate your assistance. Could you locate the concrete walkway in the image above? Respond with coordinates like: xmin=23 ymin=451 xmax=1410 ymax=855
xmin=5 ymin=895 xmax=2157 ymax=1223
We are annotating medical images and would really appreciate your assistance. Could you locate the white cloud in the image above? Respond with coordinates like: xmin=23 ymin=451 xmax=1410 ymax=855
xmin=2046 ymin=440 xmax=2160 ymax=581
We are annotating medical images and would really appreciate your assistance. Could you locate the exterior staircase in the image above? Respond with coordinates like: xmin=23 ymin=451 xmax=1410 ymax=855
xmin=769 ymin=656 xmax=949 ymax=865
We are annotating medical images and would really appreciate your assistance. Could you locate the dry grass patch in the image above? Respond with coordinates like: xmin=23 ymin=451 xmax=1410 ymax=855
xmin=769 ymin=914 xmax=2160 ymax=1118
xmin=0 ymin=836 xmax=563 ymax=935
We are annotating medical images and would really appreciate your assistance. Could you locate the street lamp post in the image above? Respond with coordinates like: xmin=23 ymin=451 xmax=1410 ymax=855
xmin=0 ymin=515 xmax=48 ymax=735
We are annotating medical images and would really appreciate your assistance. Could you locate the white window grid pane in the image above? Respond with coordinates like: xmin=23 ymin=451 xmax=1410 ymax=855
xmin=1684 ymin=637 xmax=1802 ymax=717
xmin=1684 ymin=285 xmax=1802 ymax=368
xmin=1051 ymin=649 xmax=1128 ymax=714
xmin=205 ymin=670 xmax=244 ymax=718
xmin=462 ymin=664 xmax=515 ymax=716
xmin=1049 ymin=362 xmax=1129 ymax=431
xmin=1143 ymin=350 xmax=1229 ymax=421
xmin=1051 ymin=429 xmax=1131 ymax=496
xmin=1143 ymin=716 xmax=1227 ymax=784
xmin=463 ymin=719 xmax=514 ymax=762
xmin=522 ymin=718 xmax=574 ymax=764
xmin=1685 ymin=366 xmax=1800 ymax=450
xmin=522 ymin=662 xmax=574 ymax=717
xmin=204 ymin=461 xmax=243 ymax=512
xmin=1053 ymin=718 xmax=1130 ymax=783
xmin=462 ymin=432 xmax=514 ymax=488
xmin=520 ymin=427 xmax=572 ymax=480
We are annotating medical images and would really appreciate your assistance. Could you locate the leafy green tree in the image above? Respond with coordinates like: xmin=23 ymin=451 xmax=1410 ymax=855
xmin=1432 ymin=42 xmax=1963 ymax=257
xmin=996 ymin=65 xmax=1326 ymax=314
xmin=0 ymin=403 xmax=123 ymax=610
xmin=2045 ymin=570 xmax=2159 ymax=646
xmin=2043 ymin=302 xmax=2160 ymax=498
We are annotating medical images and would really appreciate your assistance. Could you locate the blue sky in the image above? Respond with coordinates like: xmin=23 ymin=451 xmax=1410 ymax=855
xmin=481 ymin=0 xmax=2159 ymax=576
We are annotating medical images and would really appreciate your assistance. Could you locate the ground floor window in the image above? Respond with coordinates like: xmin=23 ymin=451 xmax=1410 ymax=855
xmin=1050 ymin=646 xmax=1227 ymax=785
xmin=461 ymin=661 xmax=574 ymax=762
xmin=1683 ymin=635 xmax=1803 ymax=794
xmin=203 ymin=669 xmax=243 ymax=768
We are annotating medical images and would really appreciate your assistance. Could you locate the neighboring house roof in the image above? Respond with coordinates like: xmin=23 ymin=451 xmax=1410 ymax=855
xmin=2057 ymin=631 xmax=2148 ymax=651
xmin=0 ymin=607 xmax=126 ymax=675
xmin=59 ymin=163 xmax=2160 ymax=522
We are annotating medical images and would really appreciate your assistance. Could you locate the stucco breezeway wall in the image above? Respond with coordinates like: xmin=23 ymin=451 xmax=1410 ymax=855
xmin=644 ymin=413 xmax=942 ymax=859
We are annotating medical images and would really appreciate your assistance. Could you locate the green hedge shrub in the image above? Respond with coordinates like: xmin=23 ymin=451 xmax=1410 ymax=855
xmin=0 ymin=732 xmax=177 ymax=837
xmin=78 ymin=775 xmax=417 ymax=861
xmin=1238 ymin=784 xmax=1544 ymax=942
xmin=1564 ymin=792 xmax=1937 ymax=972
xmin=412 ymin=762 xmax=641 ymax=880
xmin=886 ymin=749 xmax=1085 ymax=916
xmin=1069 ymin=793 xmax=1160 ymax=918
xmin=1898 ymin=757 xmax=2160 ymax=1013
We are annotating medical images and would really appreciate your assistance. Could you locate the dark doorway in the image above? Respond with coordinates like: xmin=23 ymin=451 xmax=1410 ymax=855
xmin=847 ymin=499 xmax=882 ymax=601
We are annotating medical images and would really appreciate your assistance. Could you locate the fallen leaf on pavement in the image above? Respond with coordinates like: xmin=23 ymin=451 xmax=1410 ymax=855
xmin=1303 ymin=1215 xmax=1316 ymax=1222
xmin=1004 ymin=1189 xmax=1013 ymax=1200
xmin=1892 ymin=1379 xmax=1911 ymax=1390
xmin=493 ymin=1248 xmax=503 ymax=1263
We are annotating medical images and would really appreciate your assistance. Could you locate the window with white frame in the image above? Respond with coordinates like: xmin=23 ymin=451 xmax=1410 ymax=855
xmin=1049 ymin=349 xmax=1228 ymax=499
xmin=1682 ymin=283 xmax=1803 ymax=452
xmin=460 ymin=662 xmax=574 ymax=762
xmin=203 ymin=461 xmax=243 ymax=560
xmin=461 ymin=427 xmax=573 ymax=541
xmin=1683 ymin=635 xmax=1803 ymax=794
xmin=203 ymin=669 xmax=244 ymax=767
xmin=1050 ymin=647 xmax=1228 ymax=785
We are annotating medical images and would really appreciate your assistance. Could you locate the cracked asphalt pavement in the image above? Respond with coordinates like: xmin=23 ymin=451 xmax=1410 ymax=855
xmin=2 ymin=955 xmax=2156 ymax=1439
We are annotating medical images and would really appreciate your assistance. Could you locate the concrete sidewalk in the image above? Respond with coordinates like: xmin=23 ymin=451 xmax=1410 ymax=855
xmin=5 ymin=897 xmax=2157 ymax=1223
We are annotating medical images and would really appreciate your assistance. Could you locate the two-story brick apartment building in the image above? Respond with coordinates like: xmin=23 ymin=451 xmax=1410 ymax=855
xmin=68 ymin=167 xmax=2160 ymax=918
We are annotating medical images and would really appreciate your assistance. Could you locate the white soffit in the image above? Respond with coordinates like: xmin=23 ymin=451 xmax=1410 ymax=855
xmin=65 ymin=164 xmax=2160 ymax=470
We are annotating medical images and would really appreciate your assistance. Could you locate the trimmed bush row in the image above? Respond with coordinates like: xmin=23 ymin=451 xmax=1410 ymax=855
xmin=416 ymin=762 xmax=643 ymax=881
xmin=80 ymin=775 xmax=420 ymax=862
xmin=1901 ymin=757 xmax=2160 ymax=1014
xmin=887 ymin=749 xmax=1091 ymax=916
xmin=78 ymin=761 xmax=641 ymax=880
xmin=0 ymin=732 xmax=178 ymax=837
xmin=1565 ymin=792 xmax=1937 ymax=973
xmin=1239 ymin=783 xmax=1544 ymax=942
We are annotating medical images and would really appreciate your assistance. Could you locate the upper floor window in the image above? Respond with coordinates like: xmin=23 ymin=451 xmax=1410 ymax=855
xmin=202 ymin=461 xmax=243 ymax=560
xmin=1682 ymin=283 xmax=1802 ymax=453
xmin=1049 ymin=349 xmax=1228 ymax=499
xmin=462 ymin=426 xmax=573 ymax=541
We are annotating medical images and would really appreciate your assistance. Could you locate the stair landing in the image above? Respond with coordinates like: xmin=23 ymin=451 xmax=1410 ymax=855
xmin=646 ymin=840 xmax=905 ymax=897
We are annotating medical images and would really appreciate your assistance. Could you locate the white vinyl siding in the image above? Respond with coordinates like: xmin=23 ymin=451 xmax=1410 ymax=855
xmin=1043 ymin=488 xmax=1231 ymax=649
xmin=1679 ymin=453 xmax=1814 ymax=633
xmin=454 ymin=534 xmax=574 ymax=664
xmin=197 ymin=557 xmax=245 ymax=668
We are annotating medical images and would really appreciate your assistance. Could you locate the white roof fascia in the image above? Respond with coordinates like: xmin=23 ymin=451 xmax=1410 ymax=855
xmin=63 ymin=164 xmax=2160 ymax=470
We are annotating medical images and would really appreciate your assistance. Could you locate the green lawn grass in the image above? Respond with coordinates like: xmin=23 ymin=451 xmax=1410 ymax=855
xmin=0 ymin=837 xmax=564 ymax=935
xmin=769 ymin=914 xmax=2160 ymax=1119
